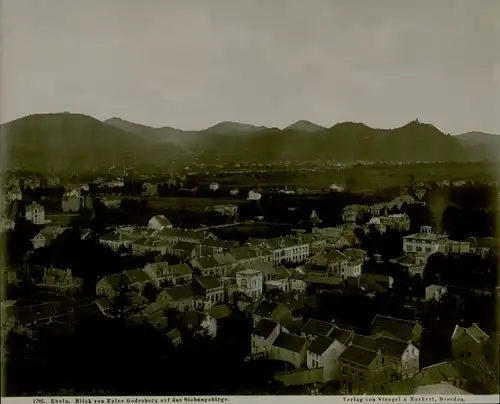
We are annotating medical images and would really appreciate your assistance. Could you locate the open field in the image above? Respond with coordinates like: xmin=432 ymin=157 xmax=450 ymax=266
xmin=190 ymin=162 xmax=498 ymax=194
xmin=146 ymin=196 xmax=245 ymax=211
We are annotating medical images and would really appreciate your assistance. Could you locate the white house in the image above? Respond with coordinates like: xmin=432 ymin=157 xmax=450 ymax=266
xmin=270 ymin=331 xmax=308 ymax=368
xmin=236 ymin=269 xmax=263 ymax=301
xmin=31 ymin=225 xmax=67 ymax=249
xmin=148 ymin=215 xmax=173 ymax=230
xmin=444 ymin=240 xmax=470 ymax=255
xmin=350 ymin=334 xmax=420 ymax=379
xmin=251 ymin=318 xmax=283 ymax=356
xmin=307 ymin=335 xmax=349 ymax=382
xmin=402 ymin=226 xmax=448 ymax=255
xmin=247 ymin=237 xmax=310 ymax=266
xmin=25 ymin=202 xmax=46 ymax=225
xmin=209 ymin=182 xmax=220 ymax=191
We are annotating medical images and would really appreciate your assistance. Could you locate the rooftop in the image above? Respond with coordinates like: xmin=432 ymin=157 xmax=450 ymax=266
xmin=164 ymin=284 xmax=194 ymax=301
xmin=195 ymin=275 xmax=222 ymax=290
xmin=207 ymin=304 xmax=232 ymax=320
xmin=253 ymin=318 xmax=279 ymax=338
xmin=339 ymin=345 xmax=378 ymax=368
xmin=302 ymin=318 xmax=335 ymax=337
xmin=371 ymin=314 xmax=419 ymax=342
xmin=273 ymin=332 xmax=307 ymax=353
xmin=253 ymin=300 xmax=281 ymax=317
xmin=168 ymin=263 xmax=193 ymax=277
xmin=327 ymin=327 xmax=353 ymax=344
xmin=308 ymin=336 xmax=335 ymax=356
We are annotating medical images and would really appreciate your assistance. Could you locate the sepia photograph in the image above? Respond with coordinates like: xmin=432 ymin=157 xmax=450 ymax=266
xmin=0 ymin=0 xmax=499 ymax=401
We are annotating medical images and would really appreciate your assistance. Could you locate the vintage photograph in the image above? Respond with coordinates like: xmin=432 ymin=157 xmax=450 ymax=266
xmin=1 ymin=0 xmax=499 ymax=398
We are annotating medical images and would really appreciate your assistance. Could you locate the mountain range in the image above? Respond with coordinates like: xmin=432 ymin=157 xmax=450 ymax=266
xmin=1 ymin=113 xmax=498 ymax=172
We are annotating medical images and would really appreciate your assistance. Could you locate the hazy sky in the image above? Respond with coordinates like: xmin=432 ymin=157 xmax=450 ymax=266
xmin=2 ymin=0 xmax=499 ymax=133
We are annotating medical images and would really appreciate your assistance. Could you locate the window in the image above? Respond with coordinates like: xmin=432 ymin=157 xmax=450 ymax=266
xmin=360 ymin=373 xmax=364 ymax=381
xmin=342 ymin=367 xmax=347 ymax=376
xmin=382 ymin=357 xmax=385 ymax=364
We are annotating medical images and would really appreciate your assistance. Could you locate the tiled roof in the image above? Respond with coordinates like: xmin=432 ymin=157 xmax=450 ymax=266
xmin=241 ymin=261 xmax=274 ymax=273
xmin=164 ymin=284 xmax=194 ymax=301
xmin=173 ymin=241 xmax=197 ymax=253
xmin=253 ymin=300 xmax=280 ymax=317
xmin=195 ymin=256 xmax=219 ymax=269
xmin=302 ymin=318 xmax=335 ymax=337
xmin=371 ymin=314 xmax=419 ymax=342
xmin=452 ymin=323 xmax=490 ymax=344
xmin=169 ymin=263 xmax=193 ymax=277
xmin=309 ymin=336 xmax=335 ymax=356
xmin=207 ymin=304 xmax=232 ymax=320
xmin=339 ymin=345 xmax=378 ymax=368
xmin=213 ymin=253 xmax=236 ymax=265
xmin=253 ymin=318 xmax=279 ymax=338
xmin=125 ymin=269 xmax=151 ymax=284
xmin=303 ymin=276 xmax=343 ymax=286
xmin=415 ymin=361 xmax=462 ymax=386
xmin=273 ymin=266 xmax=292 ymax=280
xmin=327 ymin=327 xmax=353 ymax=344
xmin=351 ymin=334 xmax=409 ymax=357
xmin=273 ymin=332 xmax=307 ymax=353
xmin=195 ymin=275 xmax=221 ymax=290
xmin=230 ymin=247 xmax=257 ymax=260
xmin=101 ymin=273 xmax=132 ymax=289
xmin=185 ymin=310 xmax=207 ymax=327
xmin=325 ymin=250 xmax=348 ymax=262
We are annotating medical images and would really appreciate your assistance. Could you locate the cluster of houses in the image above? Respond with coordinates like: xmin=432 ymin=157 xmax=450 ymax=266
xmin=2 ymin=173 xmax=499 ymax=396
xmin=391 ymin=225 xmax=497 ymax=277
xmin=248 ymin=306 xmax=497 ymax=395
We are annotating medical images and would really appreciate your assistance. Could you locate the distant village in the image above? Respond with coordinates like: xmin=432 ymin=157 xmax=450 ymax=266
xmin=1 ymin=172 xmax=499 ymax=396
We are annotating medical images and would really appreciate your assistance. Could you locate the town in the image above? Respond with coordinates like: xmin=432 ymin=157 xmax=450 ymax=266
xmin=1 ymin=171 xmax=498 ymax=396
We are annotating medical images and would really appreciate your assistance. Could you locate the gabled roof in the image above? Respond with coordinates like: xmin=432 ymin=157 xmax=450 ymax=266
xmin=230 ymin=246 xmax=257 ymax=260
xmin=185 ymin=310 xmax=208 ymax=327
xmin=451 ymin=323 xmax=490 ymax=344
xmin=415 ymin=361 xmax=463 ymax=386
xmin=253 ymin=300 xmax=281 ymax=317
xmin=207 ymin=304 xmax=232 ymax=320
xmin=325 ymin=250 xmax=348 ymax=262
xmin=339 ymin=345 xmax=378 ymax=368
xmin=303 ymin=276 xmax=343 ymax=286
xmin=371 ymin=314 xmax=419 ymax=342
xmin=164 ymin=284 xmax=194 ymax=301
xmin=273 ymin=332 xmax=307 ymax=353
xmin=194 ymin=256 xmax=219 ymax=269
xmin=253 ymin=318 xmax=279 ymax=338
xmin=302 ymin=318 xmax=335 ymax=337
xmin=195 ymin=275 xmax=222 ymax=290
xmin=327 ymin=327 xmax=353 ymax=344
xmin=172 ymin=241 xmax=197 ymax=253
xmin=169 ymin=263 xmax=193 ymax=277
xmin=273 ymin=265 xmax=292 ymax=280
xmin=351 ymin=334 xmax=410 ymax=357
xmin=99 ymin=273 xmax=132 ymax=289
xmin=308 ymin=336 xmax=335 ymax=356
xmin=125 ymin=268 xmax=151 ymax=284
xmin=213 ymin=253 xmax=236 ymax=265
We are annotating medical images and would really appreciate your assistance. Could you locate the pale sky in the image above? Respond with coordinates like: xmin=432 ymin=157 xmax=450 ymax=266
xmin=2 ymin=0 xmax=499 ymax=134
